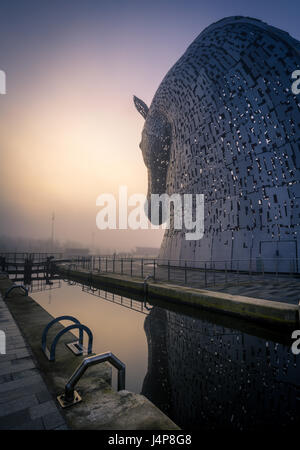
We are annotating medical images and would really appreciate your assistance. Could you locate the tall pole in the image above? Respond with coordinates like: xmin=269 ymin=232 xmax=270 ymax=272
xmin=51 ymin=212 xmax=55 ymax=251
xmin=91 ymin=231 xmax=95 ymax=255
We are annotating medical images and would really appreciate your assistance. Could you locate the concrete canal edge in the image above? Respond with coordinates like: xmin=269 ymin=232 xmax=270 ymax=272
xmin=56 ymin=266 xmax=300 ymax=329
xmin=0 ymin=277 xmax=179 ymax=430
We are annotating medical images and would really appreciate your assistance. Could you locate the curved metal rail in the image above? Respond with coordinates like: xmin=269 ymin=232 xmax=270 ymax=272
xmin=48 ymin=324 xmax=93 ymax=361
xmin=4 ymin=284 xmax=28 ymax=299
xmin=42 ymin=315 xmax=93 ymax=361
xmin=57 ymin=352 xmax=126 ymax=408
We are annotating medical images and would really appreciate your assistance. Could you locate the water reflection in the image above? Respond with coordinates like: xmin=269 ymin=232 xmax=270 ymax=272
xmin=142 ymin=307 xmax=300 ymax=430
xmin=28 ymin=281 xmax=148 ymax=394
xmin=28 ymin=278 xmax=62 ymax=294
xmin=19 ymin=276 xmax=300 ymax=431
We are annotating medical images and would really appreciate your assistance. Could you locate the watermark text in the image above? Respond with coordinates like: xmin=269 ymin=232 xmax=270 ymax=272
xmin=96 ymin=186 xmax=204 ymax=241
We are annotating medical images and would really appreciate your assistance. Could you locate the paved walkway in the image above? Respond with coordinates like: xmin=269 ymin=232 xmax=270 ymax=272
xmin=74 ymin=261 xmax=300 ymax=305
xmin=0 ymin=291 xmax=68 ymax=429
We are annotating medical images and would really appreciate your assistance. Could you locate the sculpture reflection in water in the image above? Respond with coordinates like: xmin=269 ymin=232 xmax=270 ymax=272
xmin=142 ymin=307 xmax=299 ymax=430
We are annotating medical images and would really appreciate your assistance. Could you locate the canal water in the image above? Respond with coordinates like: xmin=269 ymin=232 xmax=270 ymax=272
xmin=30 ymin=280 xmax=300 ymax=431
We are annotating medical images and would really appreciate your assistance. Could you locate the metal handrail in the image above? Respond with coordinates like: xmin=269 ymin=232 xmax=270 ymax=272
xmin=42 ymin=315 xmax=82 ymax=356
xmin=47 ymin=324 xmax=93 ymax=361
xmin=59 ymin=352 xmax=126 ymax=406
xmin=4 ymin=284 xmax=28 ymax=299
xmin=42 ymin=315 xmax=93 ymax=361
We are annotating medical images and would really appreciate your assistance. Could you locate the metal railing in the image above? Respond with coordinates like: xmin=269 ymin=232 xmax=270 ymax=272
xmin=57 ymin=352 xmax=126 ymax=407
xmin=0 ymin=253 xmax=63 ymax=285
xmin=58 ymin=256 xmax=300 ymax=291
xmin=82 ymin=285 xmax=150 ymax=315
xmin=0 ymin=252 xmax=63 ymax=264
xmin=28 ymin=278 xmax=62 ymax=293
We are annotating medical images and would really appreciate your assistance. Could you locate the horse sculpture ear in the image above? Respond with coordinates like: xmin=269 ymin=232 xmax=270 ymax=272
xmin=133 ymin=95 xmax=149 ymax=119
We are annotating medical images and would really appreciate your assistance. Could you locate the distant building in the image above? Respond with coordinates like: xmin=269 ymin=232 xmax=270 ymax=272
xmin=135 ymin=247 xmax=160 ymax=257
xmin=64 ymin=248 xmax=90 ymax=257
xmin=117 ymin=252 xmax=132 ymax=258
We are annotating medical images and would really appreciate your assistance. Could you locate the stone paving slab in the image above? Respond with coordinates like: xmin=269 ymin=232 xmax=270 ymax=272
xmin=0 ymin=290 xmax=68 ymax=430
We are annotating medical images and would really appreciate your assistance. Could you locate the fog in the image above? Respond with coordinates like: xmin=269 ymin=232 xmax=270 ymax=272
xmin=1 ymin=0 xmax=299 ymax=252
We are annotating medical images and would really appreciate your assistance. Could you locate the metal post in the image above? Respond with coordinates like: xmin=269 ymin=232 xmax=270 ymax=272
xmin=213 ymin=263 xmax=216 ymax=286
xmin=184 ymin=261 xmax=187 ymax=285
xmin=106 ymin=257 xmax=108 ymax=272
xmin=1 ymin=256 xmax=6 ymax=272
xmin=153 ymin=259 xmax=156 ymax=280
xmin=205 ymin=262 xmax=207 ymax=287
xmin=121 ymin=258 xmax=123 ymax=275
xmin=130 ymin=258 xmax=133 ymax=277
xmin=141 ymin=259 xmax=144 ymax=278
xmin=24 ymin=258 xmax=33 ymax=285
xmin=168 ymin=260 xmax=170 ymax=282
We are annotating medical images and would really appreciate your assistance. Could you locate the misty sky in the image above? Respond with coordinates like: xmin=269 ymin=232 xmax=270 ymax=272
xmin=0 ymin=0 xmax=300 ymax=252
